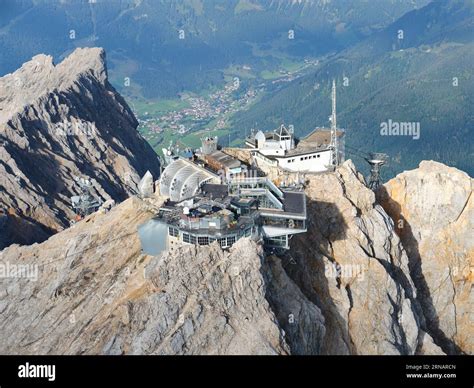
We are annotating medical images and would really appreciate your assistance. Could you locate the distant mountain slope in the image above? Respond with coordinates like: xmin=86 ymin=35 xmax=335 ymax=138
xmin=0 ymin=0 xmax=429 ymax=98
xmin=229 ymin=0 xmax=474 ymax=177
xmin=0 ymin=47 xmax=161 ymax=249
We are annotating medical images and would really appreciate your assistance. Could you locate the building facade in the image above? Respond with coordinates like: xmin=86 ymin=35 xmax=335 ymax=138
xmin=246 ymin=126 xmax=345 ymax=173
xmin=138 ymin=179 xmax=307 ymax=256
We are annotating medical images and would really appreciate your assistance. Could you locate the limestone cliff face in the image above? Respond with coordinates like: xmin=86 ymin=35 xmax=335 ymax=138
xmin=0 ymin=197 xmax=291 ymax=355
xmin=0 ymin=47 xmax=160 ymax=249
xmin=281 ymin=160 xmax=442 ymax=355
xmin=378 ymin=161 xmax=473 ymax=354
xmin=0 ymin=160 xmax=468 ymax=355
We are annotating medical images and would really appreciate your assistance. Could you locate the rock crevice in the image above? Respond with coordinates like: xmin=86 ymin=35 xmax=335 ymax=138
xmin=378 ymin=161 xmax=473 ymax=354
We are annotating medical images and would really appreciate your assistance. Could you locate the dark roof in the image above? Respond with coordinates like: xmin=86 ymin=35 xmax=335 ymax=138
xmin=201 ymin=183 xmax=229 ymax=199
xmin=207 ymin=150 xmax=241 ymax=169
xmin=231 ymin=197 xmax=257 ymax=208
xmin=281 ymin=191 xmax=306 ymax=215
xmin=300 ymin=128 xmax=344 ymax=146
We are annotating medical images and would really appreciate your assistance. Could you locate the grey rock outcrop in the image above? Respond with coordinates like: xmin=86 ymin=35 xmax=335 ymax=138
xmin=137 ymin=171 xmax=155 ymax=199
xmin=0 ymin=197 xmax=288 ymax=355
xmin=0 ymin=159 xmax=466 ymax=355
xmin=283 ymin=160 xmax=441 ymax=354
xmin=0 ymin=47 xmax=160 ymax=249
xmin=264 ymin=255 xmax=326 ymax=354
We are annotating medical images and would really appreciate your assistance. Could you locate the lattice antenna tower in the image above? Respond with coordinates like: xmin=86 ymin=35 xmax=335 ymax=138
xmin=330 ymin=79 xmax=339 ymax=166
xmin=71 ymin=177 xmax=102 ymax=216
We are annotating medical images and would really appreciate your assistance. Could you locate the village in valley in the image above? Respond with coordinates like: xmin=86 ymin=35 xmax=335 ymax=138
xmin=131 ymin=58 xmax=320 ymax=155
xmin=133 ymin=78 xmax=261 ymax=153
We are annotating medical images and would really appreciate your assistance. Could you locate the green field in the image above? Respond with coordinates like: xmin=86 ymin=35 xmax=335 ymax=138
xmin=131 ymin=99 xmax=190 ymax=116
xmin=280 ymin=58 xmax=308 ymax=73
xmin=223 ymin=64 xmax=256 ymax=81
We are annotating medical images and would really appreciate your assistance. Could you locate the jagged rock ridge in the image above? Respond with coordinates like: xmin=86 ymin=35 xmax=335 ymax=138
xmin=0 ymin=47 xmax=160 ymax=249
xmin=279 ymin=161 xmax=439 ymax=354
xmin=0 ymin=197 xmax=291 ymax=355
xmin=2 ymin=160 xmax=469 ymax=355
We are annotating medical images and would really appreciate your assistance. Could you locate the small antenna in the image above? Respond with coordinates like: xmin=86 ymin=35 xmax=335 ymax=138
xmin=71 ymin=177 xmax=102 ymax=216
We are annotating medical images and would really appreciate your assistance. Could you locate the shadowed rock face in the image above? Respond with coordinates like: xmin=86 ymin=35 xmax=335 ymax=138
xmin=0 ymin=47 xmax=160 ymax=249
xmin=378 ymin=161 xmax=473 ymax=355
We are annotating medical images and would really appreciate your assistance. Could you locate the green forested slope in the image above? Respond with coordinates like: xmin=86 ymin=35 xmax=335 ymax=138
xmin=229 ymin=0 xmax=474 ymax=176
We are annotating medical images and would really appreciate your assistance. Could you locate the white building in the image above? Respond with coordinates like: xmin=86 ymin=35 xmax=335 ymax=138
xmin=245 ymin=79 xmax=346 ymax=174
xmin=245 ymin=125 xmax=345 ymax=173
xmin=249 ymin=125 xmax=294 ymax=156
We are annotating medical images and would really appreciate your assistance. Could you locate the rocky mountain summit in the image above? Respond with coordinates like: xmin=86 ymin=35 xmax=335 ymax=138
xmin=0 ymin=160 xmax=470 ymax=355
xmin=0 ymin=197 xmax=290 ymax=355
xmin=0 ymin=47 xmax=160 ymax=249
xmin=379 ymin=161 xmax=473 ymax=354
xmin=277 ymin=161 xmax=440 ymax=355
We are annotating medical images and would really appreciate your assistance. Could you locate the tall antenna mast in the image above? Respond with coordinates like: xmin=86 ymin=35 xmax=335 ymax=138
xmin=330 ymin=79 xmax=338 ymax=167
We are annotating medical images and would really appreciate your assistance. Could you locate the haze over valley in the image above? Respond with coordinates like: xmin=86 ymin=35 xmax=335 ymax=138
xmin=4 ymin=0 xmax=471 ymax=177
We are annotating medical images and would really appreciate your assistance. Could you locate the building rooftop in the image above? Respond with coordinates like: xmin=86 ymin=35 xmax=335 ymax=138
xmin=207 ymin=150 xmax=241 ymax=169
xmin=159 ymin=158 xmax=221 ymax=202
xmin=246 ymin=126 xmax=344 ymax=159
xmin=156 ymin=194 xmax=258 ymax=237
xmin=299 ymin=128 xmax=344 ymax=146
xmin=281 ymin=191 xmax=306 ymax=214
xmin=271 ymin=129 xmax=344 ymax=157
xmin=201 ymin=183 xmax=229 ymax=199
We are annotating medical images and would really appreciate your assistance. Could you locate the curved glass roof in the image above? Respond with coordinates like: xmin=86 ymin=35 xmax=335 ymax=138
xmin=159 ymin=159 xmax=218 ymax=202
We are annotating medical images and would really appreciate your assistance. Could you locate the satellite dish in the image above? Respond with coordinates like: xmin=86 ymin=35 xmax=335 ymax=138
xmin=183 ymin=207 xmax=190 ymax=215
